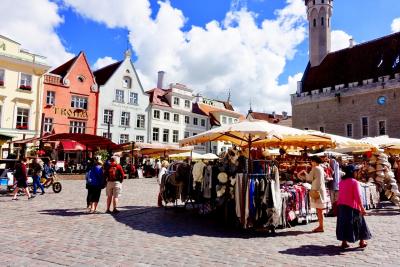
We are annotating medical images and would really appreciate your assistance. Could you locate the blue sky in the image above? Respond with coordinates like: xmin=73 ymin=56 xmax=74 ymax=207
xmin=1 ymin=0 xmax=400 ymax=113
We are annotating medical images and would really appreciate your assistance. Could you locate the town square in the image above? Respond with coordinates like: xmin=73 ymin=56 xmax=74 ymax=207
xmin=1 ymin=0 xmax=400 ymax=266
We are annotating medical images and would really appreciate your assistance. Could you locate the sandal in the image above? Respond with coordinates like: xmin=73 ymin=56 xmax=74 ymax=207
xmin=359 ymin=242 xmax=367 ymax=248
xmin=12 ymin=198 xmax=18 ymax=201
xmin=340 ymin=243 xmax=350 ymax=249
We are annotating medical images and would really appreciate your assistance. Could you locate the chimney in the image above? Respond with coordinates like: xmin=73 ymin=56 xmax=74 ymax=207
xmin=349 ymin=38 xmax=354 ymax=48
xmin=157 ymin=71 xmax=165 ymax=89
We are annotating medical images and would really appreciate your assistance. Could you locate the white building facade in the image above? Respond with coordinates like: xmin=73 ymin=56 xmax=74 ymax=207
xmin=147 ymin=76 xmax=209 ymax=154
xmin=95 ymin=51 xmax=149 ymax=144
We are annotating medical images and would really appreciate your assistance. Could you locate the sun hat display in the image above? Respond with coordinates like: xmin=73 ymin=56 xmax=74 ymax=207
xmin=217 ymin=172 xmax=228 ymax=183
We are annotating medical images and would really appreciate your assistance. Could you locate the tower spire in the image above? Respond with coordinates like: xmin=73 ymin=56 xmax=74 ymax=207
xmin=305 ymin=0 xmax=333 ymax=66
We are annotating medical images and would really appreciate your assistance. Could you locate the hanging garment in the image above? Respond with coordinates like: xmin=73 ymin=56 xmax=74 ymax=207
xmin=192 ymin=161 xmax=206 ymax=188
xmin=270 ymin=165 xmax=282 ymax=226
xmin=235 ymin=173 xmax=245 ymax=222
xmin=203 ymin=165 xmax=212 ymax=199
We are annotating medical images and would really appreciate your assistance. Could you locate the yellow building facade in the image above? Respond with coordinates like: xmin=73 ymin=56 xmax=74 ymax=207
xmin=0 ymin=35 xmax=50 ymax=158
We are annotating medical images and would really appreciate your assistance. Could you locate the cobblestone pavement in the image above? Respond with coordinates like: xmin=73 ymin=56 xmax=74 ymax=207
xmin=1 ymin=178 xmax=400 ymax=266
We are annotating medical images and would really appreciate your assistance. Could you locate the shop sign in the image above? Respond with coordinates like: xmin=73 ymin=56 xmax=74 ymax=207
xmin=52 ymin=106 xmax=88 ymax=119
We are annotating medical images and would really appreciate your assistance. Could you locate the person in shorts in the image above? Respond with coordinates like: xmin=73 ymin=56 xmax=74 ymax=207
xmin=105 ymin=156 xmax=125 ymax=214
xmin=12 ymin=158 xmax=33 ymax=200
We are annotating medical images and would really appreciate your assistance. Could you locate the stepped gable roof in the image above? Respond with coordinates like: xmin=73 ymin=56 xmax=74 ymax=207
xmin=93 ymin=61 xmax=123 ymax=86
xmin=301 ymin=31 xmax=400 ymax=93
xmin=50 ymin=54 xmax=79 ymax=78
xmin=147 ymin=88 xmax=170 ymax=107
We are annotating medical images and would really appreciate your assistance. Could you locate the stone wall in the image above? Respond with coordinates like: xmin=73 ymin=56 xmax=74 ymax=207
xmin=292 ymin=81 xmax=400 ymax=138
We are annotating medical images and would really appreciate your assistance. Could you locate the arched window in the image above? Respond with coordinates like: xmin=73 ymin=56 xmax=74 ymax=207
xmin=123 ymin=76 xmax=132 ymax=89
xmin=313 ymin=18 xmax=317 ymax=27
xmin=321 ymin=17 xmax=324 ymax=26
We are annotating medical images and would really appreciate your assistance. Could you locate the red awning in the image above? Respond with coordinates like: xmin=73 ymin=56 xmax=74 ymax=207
xmin=58 ymin=141 xmax=87 ymax=151
xmin=42 ymin=133 xmax=120 ymax=150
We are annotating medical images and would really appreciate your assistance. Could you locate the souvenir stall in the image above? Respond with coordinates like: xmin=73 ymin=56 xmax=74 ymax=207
xmin=177 ymin=119 xmax=341 ymax=230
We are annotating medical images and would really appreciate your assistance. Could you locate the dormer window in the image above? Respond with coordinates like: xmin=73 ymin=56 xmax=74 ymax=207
xmin=77 ymin=75 xmax=85 ymax=83
xmin=173 ymin=97 xmax=180 ymax=106
xmin=123 ymin=76 xmax=132 ymax=88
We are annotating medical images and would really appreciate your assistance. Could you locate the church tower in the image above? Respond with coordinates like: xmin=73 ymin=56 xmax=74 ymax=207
xmin=305 ymin=0 xmax=333 ymax=67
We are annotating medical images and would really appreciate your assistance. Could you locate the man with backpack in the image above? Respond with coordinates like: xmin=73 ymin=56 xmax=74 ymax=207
xmin=105 ymin=156 xmax=125 ymax=214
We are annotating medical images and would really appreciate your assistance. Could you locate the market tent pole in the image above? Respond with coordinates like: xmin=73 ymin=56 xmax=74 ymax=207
xmin=248 ymin=134 xmax=253 ymax=174
xmin=131 ymin=141 xmax=135 ymax=166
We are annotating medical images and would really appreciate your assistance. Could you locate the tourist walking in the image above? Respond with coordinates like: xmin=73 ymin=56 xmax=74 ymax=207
xmin=299 ymin=156 xmax=327 ymax=232
xmin=32 ymin=158 xmax=45 ymax=195
xmin=157 ymin=160 xmax=169 ymax=207
xmin=86 ymin=159 xmax=105 ymax=213
xmin=336 ymin=165 xmax=371 ymax=249
xmin=105 ymin=156 xmax=125 ymax=214
xmin=12 ymin=158 xmax=32 ymax=200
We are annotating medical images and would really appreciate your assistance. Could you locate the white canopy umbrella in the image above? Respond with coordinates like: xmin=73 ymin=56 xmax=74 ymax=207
xmin=305 ymin=130 xmax=377 ymax=152
xmin=169 ymin=151 xmax=202 ymax=159
xmin=361 ymin=135 xmax=400 ymax=150
xmin=201 ymin=153 xmax=219 ymax=160
xmin=180 ymin=119 xmax=333 ymax=149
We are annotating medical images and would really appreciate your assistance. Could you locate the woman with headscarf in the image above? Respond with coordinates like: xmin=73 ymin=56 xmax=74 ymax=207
xmin=336 ymin=165 xmax=371 ymax=249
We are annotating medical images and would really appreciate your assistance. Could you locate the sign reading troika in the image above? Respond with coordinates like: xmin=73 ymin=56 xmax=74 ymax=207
xmin=52 ymin=106 xmax=88 ymax=119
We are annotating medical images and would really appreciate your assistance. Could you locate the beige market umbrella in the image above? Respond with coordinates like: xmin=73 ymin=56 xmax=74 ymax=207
xmin=169 ymin=151 xmax=203 ymax=159
xmin=305 ymin=130 xmax=377 ymax=153
xmin=361 ymin=135 xmax=400 ymax=151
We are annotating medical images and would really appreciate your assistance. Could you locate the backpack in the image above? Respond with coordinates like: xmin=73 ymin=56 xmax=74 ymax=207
xmin=108 ymin=165 xmax=122 ymax=182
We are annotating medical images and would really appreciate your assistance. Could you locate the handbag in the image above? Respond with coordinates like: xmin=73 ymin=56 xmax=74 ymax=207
xmin=309 ymin=189 xmax=321 ymax=200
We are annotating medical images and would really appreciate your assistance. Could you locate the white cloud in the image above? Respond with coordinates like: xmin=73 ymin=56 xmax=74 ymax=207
xmin=63 ymin=0 xmax=308 ymax=114
xmin=392 ymin=18 xmax=400 ymax=33
xmin=331 ymin=30 xmax=354 ymax=52
xmin=92 ymin=56 xmax=117 ymax=70
xmin=0 ymin=0 xmax=74 ymax=67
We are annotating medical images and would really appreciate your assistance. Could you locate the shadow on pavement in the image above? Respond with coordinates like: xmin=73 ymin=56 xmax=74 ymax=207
xmin=39 ymin=208 xmax=89 ymax=217
xmin=108 ymin=205 xmax=314 ymax=239
xmin=279 ymin=245 xmax=352 ymax=256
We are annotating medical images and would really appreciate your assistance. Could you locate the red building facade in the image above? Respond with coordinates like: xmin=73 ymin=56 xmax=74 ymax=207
xmin=42 ymin=52 xmax=98 ymax=136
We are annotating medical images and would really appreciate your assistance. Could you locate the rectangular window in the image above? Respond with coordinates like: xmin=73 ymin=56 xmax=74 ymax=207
xmin=185 ymin=116 xmax=190 ymax=124
xmin=184 ymin=131 xmax=190 ymax=138
xmin=136 ymin=114 xmax=145 ymax=129
xmin=43 ymin=118 xmax=53 ymax=133
xmin=378 ymin=120 xmax=386 ymax=135
xmin=121 ymin=112 xmax=130 ymax=126
xmin=163 ymin=129 xmax=169 ymax=143
xmin=136 ymin=135 xmax=144 ymax=143
xmin=103 ymin=132 xmax=112 ymax=139
xmin=71 ymin=96 xmax=88 ymax=109
xmin=228 ymin=118 xmax=233 ymax=124
xmin=152 ymin=128 xmax=159 ymax=142
xmin=201 ymin=119 xmax=206 ymax=127
xmin=69 ymin=121 xmax=86 ymax=133
xmin=193 ymin=117 xmax=198 ymax=125
xmin=304 ymin=127 xmax=309 ymax=130
xmin=46 ymin=91 xmax=55 ymax=105
xmin=184 ymin=100 xmax=190 ymax=108
xmin=115 ymin=89 xmax=124 ymax=102
xmin=19 ymin=73 xmax=32 ymax=90
xmin=16 ymin=108 xmax=29 ymax=130
xmin=103 ymin=109 xmax=113 ymax=124
xmin=346 ymin=124 xmax=353 ymax=137
xmin=120 ymin=134 xmax=129 ymax=144
xmin=361 ymin=117 xmax=369 ymax=137
xmin=193 ymin=132 xmax=198 ymax=136
xmin=0 ymin=69 xmax=4 ymax=86
xmin=164 ymin=112 xmax=170 ymax=121
xmin=153 ymin=110 xmax=160 ymax=119
xmin=173 ymin=97 xmax=180 ymax=106
xmin=172 ymin=130 xmax=179 ymax=143
xmin=129 ymin=92 xmax=138 ymax=104
xmin=173 ymin=114 xmax=179 ymax=123
xmin=319 ymin=127 xmax=325 ymax=133
xmin=222 ymin=116 xmax=227 ymax=124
